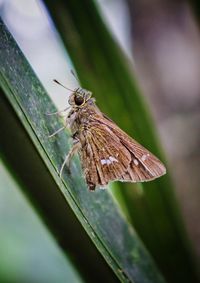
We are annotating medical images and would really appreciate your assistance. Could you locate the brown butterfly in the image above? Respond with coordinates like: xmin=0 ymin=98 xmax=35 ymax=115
xmin=48 ymin=80 xmax=166 ymax=191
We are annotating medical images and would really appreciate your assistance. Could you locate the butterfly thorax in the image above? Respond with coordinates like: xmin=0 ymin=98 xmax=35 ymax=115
xmin=67 ymin=98 xmax=102 ymax=136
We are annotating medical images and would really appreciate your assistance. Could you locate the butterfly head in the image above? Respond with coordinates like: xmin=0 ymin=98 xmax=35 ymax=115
xmin=68 ymin=87 xmax=92 ymax=107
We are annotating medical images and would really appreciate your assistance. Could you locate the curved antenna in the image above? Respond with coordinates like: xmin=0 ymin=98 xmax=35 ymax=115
xmin=70 ymin=69 xmax=79 ymax=83
xmin=53 ymin=79 xmax=75 ymax=92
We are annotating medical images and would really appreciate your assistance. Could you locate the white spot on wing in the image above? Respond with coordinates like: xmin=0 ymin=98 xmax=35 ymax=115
xmin=134 ymin=159 xmax=139 ymax=166
xmin=101 ymin=156 xmax=118 ymax=165
xmin=101 ymin=159 xmax=108 ymax=165
xmin=109 ymin=156 xmax=118 ymax=163
xmin=141 ymin=154 xmax=147 ymax=162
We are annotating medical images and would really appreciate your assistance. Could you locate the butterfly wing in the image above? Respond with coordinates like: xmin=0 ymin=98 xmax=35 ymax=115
xmin=79 ymin=112 xmax=166 ymax=190
xmin=80 ymin=122 xmax=132 ymax=190
xmin=97 ymin=114 xmax=166 ymax=182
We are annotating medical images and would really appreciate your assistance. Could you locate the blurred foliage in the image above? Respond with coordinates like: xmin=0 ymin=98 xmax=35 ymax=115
xmin=189 ymin=0 xmax=200 ymax=24
xmin=0 ymin=161 xmax=83 ymax=283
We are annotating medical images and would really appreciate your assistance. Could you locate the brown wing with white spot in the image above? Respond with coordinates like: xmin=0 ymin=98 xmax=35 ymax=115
xmin=93 ymin=114 xmax=166 ymax=183
xmin=79 ymin=111 xmax=166 ymax=190
xmin=80 ymin=123 xmax=132 ymax=190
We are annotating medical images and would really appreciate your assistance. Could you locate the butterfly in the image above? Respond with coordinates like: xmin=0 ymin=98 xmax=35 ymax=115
xmin=48 ymin=80 xmax=166 ymax=191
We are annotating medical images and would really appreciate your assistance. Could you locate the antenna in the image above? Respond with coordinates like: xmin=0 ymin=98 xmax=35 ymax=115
xmin=70 ymin=69 xmax=79 ymax=83
xmin=53 ymin=79 xmax=75 ymax=92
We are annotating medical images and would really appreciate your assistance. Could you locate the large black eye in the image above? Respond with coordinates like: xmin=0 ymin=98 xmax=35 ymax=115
xmin=74 ymin=95 xmax=84 ymax=106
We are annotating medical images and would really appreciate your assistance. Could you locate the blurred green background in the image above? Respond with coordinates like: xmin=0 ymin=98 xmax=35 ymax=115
xmin=0 ymin=161 xmax=83 ymax=283
xmin=1 ymin=0 xmax=200 ymax=282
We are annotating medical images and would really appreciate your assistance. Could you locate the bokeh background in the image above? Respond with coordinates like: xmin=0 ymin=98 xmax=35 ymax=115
xmin=1 ymin=0 xmax=200 ymax=282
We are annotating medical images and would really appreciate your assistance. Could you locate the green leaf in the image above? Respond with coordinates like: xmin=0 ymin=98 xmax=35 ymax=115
xmin=43 ymin=1 xmax=199 ymax=283
xmin=0 ymin=18 xmax=165 ymax=283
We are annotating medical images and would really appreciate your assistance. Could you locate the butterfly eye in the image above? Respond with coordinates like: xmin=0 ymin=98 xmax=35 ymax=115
xmin=74 ymin=95 xmax=84 ymax=106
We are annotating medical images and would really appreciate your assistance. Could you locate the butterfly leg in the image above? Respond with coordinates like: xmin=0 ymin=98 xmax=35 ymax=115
xmin=59 ymin=139 xmax=81 ymax=177
xmin=48 ymin=116 xmax=70 ymax=138
xmin=46 ymin=106 xmax=70 ymax=117
xmin=48 ymin=125 xmax=66 ymax=138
